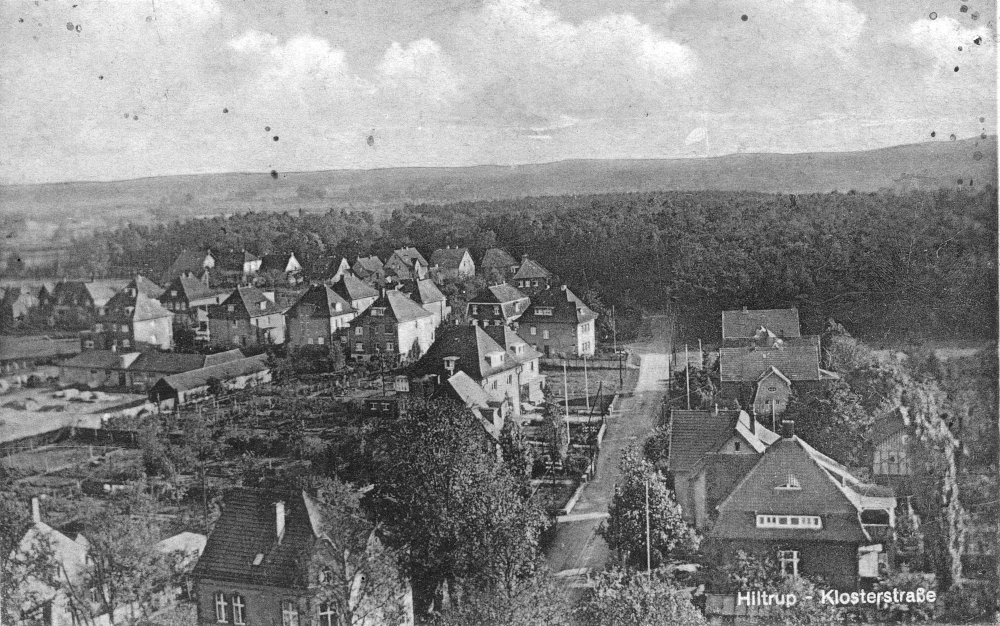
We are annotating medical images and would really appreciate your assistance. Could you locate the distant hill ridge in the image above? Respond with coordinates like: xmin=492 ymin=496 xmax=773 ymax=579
xmin=0 ymin=137 xmax=995 ymax=236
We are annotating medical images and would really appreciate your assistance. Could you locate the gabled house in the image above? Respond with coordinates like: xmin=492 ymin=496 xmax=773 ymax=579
xmin=384 ymin=248 xmax=429 ymax=282
xmin=484 ymin=325 xmax=545 ymax=405
xmin=148 ymin=354 xmax=271 ymax=406
xmin=512 ymin=255 xmax=554 ymax=293
xmin=190 ymin=488 xmax=413 ymax=626
xmin=133 ymin=274 xmax=165 ymax=299
xmin=285 ymin=284 xmax=356 ymax=347
xmin=159 ymin=276 xmax=230 ymax=341
xmin=705 ymin=421 xmax=896 ymax=592
xmin=60 ymin=348 xmax=244 ymax=391
xmin=208 ymin=286 xmax=285 ymax=348
xmin=480 ymin=248 xmax=519 ymax=281
xmin=722 ymin=307 xmax=802 ymax=340
xmin=351 ymin=256 xmax=385 ymax=285
xmin=1 ymin=285 xmax=40 ymax=326
xmin=410 ymin=325 xmax=526 ymax=418
xmin=259 ymin=253 xmax=303 ymax=284
xmin=88 ymin=280 xmax=173 ymax=351
xmin=48 ymin=280 xmax=127 ymax=328
xmin=330 ymin=273 xmax=380 ymax=317
xmin=466 ymin=283 xmax=530 ymax=327
xmin=162 ymin=250 xmax=215 ymax=285
xmin=434 ymin=371 xmax=505 ymax=441
xmin=719 ymin=329 xmax=836 ymax=416
xmin=518 ymin=286 xmax=597 ymax=358
xmin=430 ymin=247 xmax=475 ymax=279
xmin=327 ymin=257 xmax=352 ymax=283
xmin=399 ymin=279 xmax=449 ymax=329
xmin=348 ymin=290 xmax=435 ymax=363
xmin=667 ymin=409 xmax=780 ymax=529
xmin=216 ymin=250 xmax=263 ymax=284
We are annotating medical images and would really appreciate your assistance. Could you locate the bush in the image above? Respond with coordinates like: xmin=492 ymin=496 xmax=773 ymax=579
xmin=935 ymin=580 xmax=998 ymax=622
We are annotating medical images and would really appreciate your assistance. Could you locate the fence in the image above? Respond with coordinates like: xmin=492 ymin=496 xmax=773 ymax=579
xmin=541 ymin=355 xmax=630 ymax=370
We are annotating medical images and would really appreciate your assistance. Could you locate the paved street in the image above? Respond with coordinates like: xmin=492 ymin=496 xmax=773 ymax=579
xmin=545 ymin=316 xmax=674 ymax=580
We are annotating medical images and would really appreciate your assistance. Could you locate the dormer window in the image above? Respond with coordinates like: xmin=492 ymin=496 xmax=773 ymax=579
xmin=444 ymin=356 xmax=459 ymax=375
xmin=371 ymin=307 xmax=385 ymax=317
xmin=756 ymin=515 xmax=821 ymax=529
xmin=493 ymin=306 xmax=500 ymax=316
xmin=259 ymin=301 xmax=267 ymax=311
xmin=775 ymin=474 xmax=801 ymax=490
xmin=227 ymin=305 xmax=235 ymax=313
xmin=335 ymin=303 xmax=342 ymax=312
xmin=170 ymin=290 xmax=177 ymax=297
xmin=536 ymin=307 xmax=553 ymax=316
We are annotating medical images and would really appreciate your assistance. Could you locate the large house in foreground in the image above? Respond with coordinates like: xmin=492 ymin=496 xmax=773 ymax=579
xmin=87 ymin=281 xmax=174 ymax=351
xmin=467 ymin=283 xmax=530 ymax=328
xmin=349 ymin=290 xmax=435 ymax=363
xmin=704 ymin=421 xmax=896 ymax=592
xmin=208 ymin=286 xmax=285 ymax=348
xmin=517 ymin=286 xmax=597 ymax=358
xmin=284 ymin=284 xmax=356 ymax=348
xmin=191 ymin=489 xmax=413 ymax=626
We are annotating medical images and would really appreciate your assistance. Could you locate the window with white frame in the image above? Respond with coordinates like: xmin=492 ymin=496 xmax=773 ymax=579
xmin=317 ymin=337 xmax=325 ymax=345
xmin=756 ymin=515 xmax=821 ymax=529
xmin=214 ymin=592 xmax=228 ymax=623
xmin=281 ymin=600 xmax=299 ymax=626
xmin=355 ymin=327 xmax=363 ymax=335
xmin=775 ymin=474 xmax=801 ymax=490
xmin=542 ymin=330 xmax=549 ymax=339
xmin=232 ymin=594 xmax=246 ymax=625
xmin=530 ymin=326 xmax=537 ymax=336
xmin=318 ymin=603 xmax=336 ymax=626
xmin=386 ymin=342 xmax=394 ymax=352
xmin=355 ymin=343 xmax=364 ymax=352
xmin=778 ymin=550 xmax=800 ymax=577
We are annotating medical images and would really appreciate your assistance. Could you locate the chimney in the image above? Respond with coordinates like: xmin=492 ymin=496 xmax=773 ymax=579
xmin=742 ymin=306 xmax=748 ymax=312
xmin=275 ymin=501 xmax=286 ymax=541
xmin=522 ymin=254 xmax=529 ymax=261
xmin=712 ymin=403 xmax=719 ymax=416
xmin=31 ymin=497 xmax=40 ymax=524
xmin=781 ymin=420 xmax=795 ymax=439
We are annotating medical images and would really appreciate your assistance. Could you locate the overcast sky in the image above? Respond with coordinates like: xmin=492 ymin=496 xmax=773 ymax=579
xmin=0 ymin=0 xmax=995 ymax=184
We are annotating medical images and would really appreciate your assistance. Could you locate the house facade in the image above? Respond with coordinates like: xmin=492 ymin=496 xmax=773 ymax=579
xmin=47 ymin=280 xmax=127 ymax=329
xmin=87 ymin=282 xmax=174 ymax=351
xmin=349 ymin=290 xmax=435 ymax=363
xmin=430 ymin=247 xmax=475 ymax=279
xmin=467 ymin=283 xmax=530 ymax=327
xmin=208 ymin=286 xmax=285 ymax=348
xmin=285 ymin=284 xmax=356 ymax=347
xmin=162 ymin=250 xmax=215 ymax=285
xmin=400 ymin=279 xmax=450 ymax=329
xmin=159 ymin=276 xmax=230 ymax=341
xmin=512 ymin=255 xmax=554 ymax=293
xmin=190 ymin=489 xmax=413 ymax=626
xmin=484 ymin=325 xmax=545 ymax=405
xmin=517 ymin=286 xmax=597 ymax=357
xmin=259 ymin=253 xmax=303 ymax=284
xmin=384 ymin=248 xmax=429 ymax=282
xmin=330 ymin=273 xmax=379 ymax=317
xmin=479 ymin=248 xmax=519 ymax=282
xmin=351 ymin=256 xmax=385 ymax=285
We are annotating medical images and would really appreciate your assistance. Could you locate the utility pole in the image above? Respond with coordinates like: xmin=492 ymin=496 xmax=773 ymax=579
xmin=562 ymin=361 xmax=571 ymax=427
xmin=645 ymin=478 xmax=652 ymax=575
xmin=685 ymin=344 xmax=691 ymax=410
xmin=583 ymin=355 xmax=590 ymax=412
xmin=698 ymin=338 xmax=702 ymax=367
xmin=611 ymin=304 xmax=617 ymax=354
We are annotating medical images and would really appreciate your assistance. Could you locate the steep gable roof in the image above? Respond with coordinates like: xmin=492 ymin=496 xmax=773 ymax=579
xmin=330 ymin=273 xmax=379 ymax=303
xmin=216 ymin=286 xmax=280 ymax=319
xmin=162 ymin=250 xmax=214 ymax=283
xmin=710 ymin=436 xmax=869 ymax=543
xmin=513 ymin=256 xmax=553 ymax=280
xmin=484 ymin=325 xmax=543 ymax=363
xmin=409 ymin=279 xmax=445 ymax=305
xmin=357 ymin=290 xmax=433 ymax=324
xmin=162 ymin=275 xmax=213 ymax=302
xmin=430 ymin=247 xmax=471 ymax=270
xmin=134 ymin=275 xmax=164 ymax=298
xmin=259 ymin=252 xmax=300 ymax=274
xmin=481 ymin=248 xmax=518 ymax=269
xmin=84 ymin=281 xmax=127 ymax=307
xmin=352 ymin=255 xmax=384 ymax=275
xmin=391 ymin=247 xmax=428 ymax=266
xmin=154 ymin=354 xmax=269 ymax=393
xmin=192 ymin=489 xmax=319 ymax=588
xmin=722 ymin=308 xmax=801 ymax=339
xmin=519 ymin=286 xmax=597 ymax=325
xmin=668 ymin=409 xmax=744 ymax=472
xmin=287 ymin=284 xmax=355 ymax=319
xmin=719 ymin=336 xmax=821 ymax=382
xmin=411 ymin=325 xmax=517 ymax=380
xmin=105 ymin=287 xmax=173 ymax=322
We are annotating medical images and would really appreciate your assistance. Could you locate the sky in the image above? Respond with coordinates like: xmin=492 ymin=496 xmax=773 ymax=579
xmin=0 ymin=0 xmax=995 ymax=184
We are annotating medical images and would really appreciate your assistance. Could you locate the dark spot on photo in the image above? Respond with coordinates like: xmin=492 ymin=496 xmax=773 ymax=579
xmin=957 ymin=46 xmax=962 ymax=51
xmin=133 ymin=115 xmax=138 ymax=121
xmin=931 ymin=131 xmax=936 ymax=137
xmin=265 ymin=126 xmax=271 ymax=131
xmin=66 ymin=22 xmax=73 ymax=30
xmin=367 ymin=135 xmax=375 ymax=146
xmin=146 ymin=15 xmax=152 ymax=22
xmin=960 ymin=4 xmax=968 ymax=12
xmin=273 ymin=136 xmax=279 ymax=141
xmin=949 ymin=133 xmax=957 ymax=140
xmin=98 ymin=75 xmax=103 ymax=80
xmin=979 ymin=116 xmax=985 ymax=122
xmin=124 ymin=113 xmax=130 ymax=119
xmin=980 ymin=132 xmax=987 ymax=139
xmin=741 ymin=14 xmax=748 ymax=21
xmin=973 ymin=151 xmax=983 ymax=160
xmin=929 ymin=11 xmax=937 ymax=19
xmin=971 ymin=11 xmax=979 ymax=19
xmin=270 ymin=170 xmax=278 ymax=179
xmin=973 ymin=36 xmax=982 ymax=44
xmin=19 ymin=17 xmax=24 ymax=23
xmin=223 ymin=108 xmax=228 ymax=113
xmin=75 ymin=24 xmax=81 ymax=32
xmin=957 ymin=179 xmax=963 ymax=185
xmin=954 ymin=66 xmax=959 ymax=72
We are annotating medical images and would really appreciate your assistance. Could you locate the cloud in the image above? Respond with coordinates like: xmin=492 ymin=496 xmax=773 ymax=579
xmin=378 ymin=39 xmax=461 ymax=106
xmin=903 ymin=16 xmax=993 ymax=60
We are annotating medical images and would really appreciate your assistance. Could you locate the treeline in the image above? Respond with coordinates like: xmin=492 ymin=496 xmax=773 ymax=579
xmin=67 ymin=187 xmax=996 ymax=341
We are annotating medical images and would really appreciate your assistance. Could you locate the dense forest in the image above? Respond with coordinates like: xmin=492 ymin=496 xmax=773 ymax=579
xmin=58 ymin=186 xmax=997 ymax=341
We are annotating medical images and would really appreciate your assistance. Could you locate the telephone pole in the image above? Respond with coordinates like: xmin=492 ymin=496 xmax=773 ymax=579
xmin=645 ymin=478 xmax=652 ymax=575
xmin=685 ymin=344 xmax=691 ymax=410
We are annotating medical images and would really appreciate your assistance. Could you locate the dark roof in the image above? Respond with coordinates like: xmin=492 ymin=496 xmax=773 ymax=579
xmin=259 ymin=253 xmax=299 ymax=274
xmin=286 ymin=284 xmax=355 ymax=319
xmin=330 ymin=273 xmax=379 ymax=303
xmin=128 ymin=352 xmax=207 ymax=374
xmin=513 ymin=257 xmax=553 ymax=280
xmin=519 ymin=286 xmax=597 ymax=325
xmin=160 ymin=275 xmax=214 ymax=303
xmin=411 ymin=325 xmax=517 ymax=380
xmin=134 ymin=275 xmax=164 ymax=298
xmin=481 ymin=248 xmax=517 ymax=269
xmin=60 ymin=350 xmax=122 ymax=370
xmin=352 ymin=256 xmax=384 ymax=276
xmin=355 ymin=290 xmax=432 ymax=324
xmin=722 ymin=308 xmax=801 ymax=339
xmin=484 ymin=325 xmax=543 ymax=363
xmin=404 ymin=279 xmax=445 ymax=305
xmin=104 ymin=288 xmax=173 ymax=322
xmin=430 ymin=247 xmax=472 ymax=270
xmin=213 ymin=286 xmax=281 ymax=319
xmin=871 ymin=411 xmax=908 ymax=444
xmin=710 ymin=437 xmax=868 ymax=543
xmin=719 ymin=336 xmax=821 ymax=382
xmin=192 ymin=489 xmax=321 ymax=588
xmin=163 ymin=250 xmax=213 ymax=283
xmin=391 ymin=247 xmax=427 ymax=266
xmin=0 ymin=336 xmax=80 ymax=361
xmin=668 ymin=410 xmax=743 ymax=472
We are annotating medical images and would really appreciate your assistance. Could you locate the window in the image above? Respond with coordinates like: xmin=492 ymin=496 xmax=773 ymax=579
xmin=281 ymin=601 xmax=300 ymax=626
xmin=94 ymin=323 xmax=103 ymax=332
xmin=386 ymin=342 xmax=394 ymax=352
xmin=507 ymin=374 xmax=512 ymax=384
xmin=532 ymin=280 xmax=539 ymax=287
xmin=121 ymin=324 xmax=130 ymax=332
xmin=530 ymin=326 xmax=537 ymax=336
xmin=775 ymin=474 xmax=801 ymax=490
xmin=493 ymin=306 xmax=500 ymax=316
xmin=514 ymin=302 xmax=520 ymax=312
xmin=88 ymin=586 xmax=101 ymax=603
xmin=371 ymin=307 xmax=385 ymax=317
xmin=471 ymin=305 xmax=479 ymax=315
xmin=778 ymin=550 xmax=800 ymax=578
xmin=317 ymin=337 xmax=325 ymax=345
xmin=536 ymin=307 xmax=553 ymax=316
xmin=121 ymin=339 xmax=131 ymax=348
xmin=84 ymin=340 xmax=95 ymax=349
xmin=318 ymin=603 xmax=336 ymax=626
xmin=756 ymin=515 xmax=821 ymax=529
xmin=308 ymin=338 xmax=314 ymax=345
xmin=232 ymin=595 xmax=246 ymax=625
xmin=355 ymin=343 xmax=364 ymax=352
xmin=355 ymin=327 xmax=363 ymax=335
xmin=767 ymin=386 xmax=778 ymax=393
xmin=542 ymin=330 xmax=549 ymax=339
xmin=214 ymin=592 xmax=228 ymax=623
xmin=492 ymin=381 xmax=498 ymax=390
xmin=228 ymin=304 xmax=235 ymax=313
xmin=170 ymin=290 xmax=177 ymax=297
xmin=734 ymin=441 xmax=741 ymax=452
